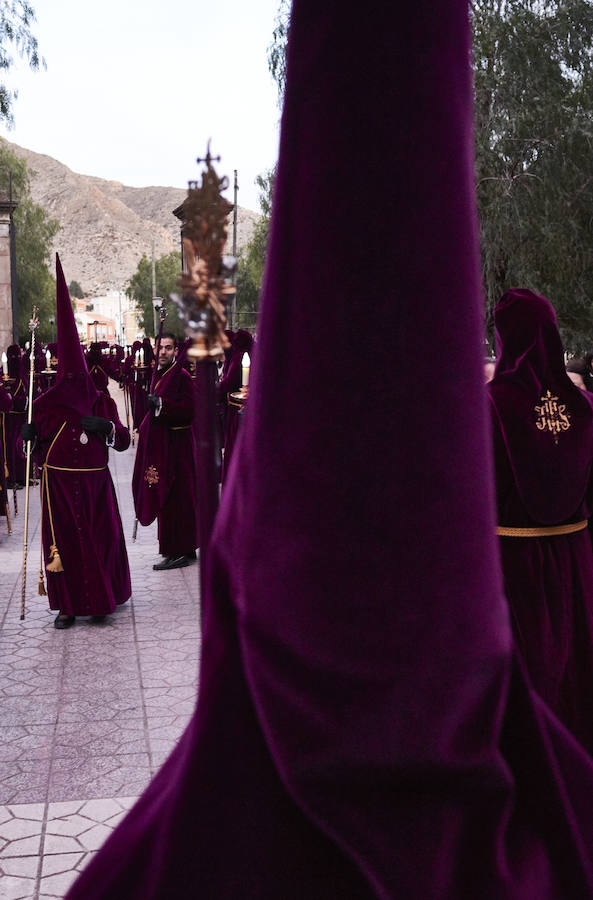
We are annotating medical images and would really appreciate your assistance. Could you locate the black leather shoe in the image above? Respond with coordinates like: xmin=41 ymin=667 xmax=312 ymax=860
xmin=54 ymin=614 xmax=75 ymax=630
xmin=153 ymin=556 xmax=172 ymax=570
xmin=153 ymin=554 xmax=193 ymax=571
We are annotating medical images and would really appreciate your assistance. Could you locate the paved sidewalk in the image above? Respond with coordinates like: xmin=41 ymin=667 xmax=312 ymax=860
xmin=0 ymin=387 xmax=201 ymax=899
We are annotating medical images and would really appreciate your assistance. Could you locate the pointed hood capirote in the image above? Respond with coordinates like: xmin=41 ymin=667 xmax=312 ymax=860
xmin=34 ymin=255 xmax=99 ymax=418
xmin=66 ymin=1 xmax=593 ymax=898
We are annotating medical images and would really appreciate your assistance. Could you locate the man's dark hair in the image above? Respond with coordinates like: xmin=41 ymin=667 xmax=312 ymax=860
xmin=160 ymin=332 xmax=177 ymax=346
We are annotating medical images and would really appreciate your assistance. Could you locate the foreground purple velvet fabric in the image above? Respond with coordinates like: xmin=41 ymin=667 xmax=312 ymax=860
xmin=68 ymin=1 xmax=593 ymax=897
xmin=489 ymin=290 xmax=593 ymax=752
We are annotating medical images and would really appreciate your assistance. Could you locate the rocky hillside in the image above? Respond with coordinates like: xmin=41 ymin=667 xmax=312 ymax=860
xmin=3 ymin=140 xmax=259 ymax=294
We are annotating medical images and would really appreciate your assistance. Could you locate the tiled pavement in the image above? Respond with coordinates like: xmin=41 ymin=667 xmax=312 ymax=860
xmin=0 ymin=387 xmax=201 ymax=899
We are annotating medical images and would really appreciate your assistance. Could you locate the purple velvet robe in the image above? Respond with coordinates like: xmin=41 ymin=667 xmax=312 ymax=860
xmin=132 ymin=359 xmax=199 ymax=556
xmin=489 ymin=289 xmax=593 ymax=753
xmin=68 ymin=2 xmax=593 ymax=898
xmin=34 ymin=393 xmax=131 ymax=616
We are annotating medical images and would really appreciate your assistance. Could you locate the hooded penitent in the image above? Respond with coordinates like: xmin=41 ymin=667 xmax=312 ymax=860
xmin=32 ymin=255 xmax=131 ymax=616
xmin=490 ymin=289 xmax=593 ymax=524
xmin=6 ymin=344 xmax=21 ymax=379
xmin=68 ymin=2 xmax=593 ymax=898
xmin=0 ymin=382 xmax=13 ymax=518
xmin=85 ymin=342 xmax=110 ymax=394
xmin=217 ymin=328 xmax=253 ymax=482
xmin=488 ymin=288 xmax=593 ymax=750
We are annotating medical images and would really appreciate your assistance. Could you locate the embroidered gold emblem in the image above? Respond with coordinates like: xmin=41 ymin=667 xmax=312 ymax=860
xmin=144 ymin=465 xmax=159 ymax=486
xmin=535 ymin=390 xmax=571 ymax=444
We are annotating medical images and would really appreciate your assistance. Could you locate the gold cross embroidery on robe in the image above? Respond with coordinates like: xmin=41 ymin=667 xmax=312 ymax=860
xmin=144 ymin=465 xmax=159 ymax=486
xmin=534 ymin=390 xmax=571 ymax=444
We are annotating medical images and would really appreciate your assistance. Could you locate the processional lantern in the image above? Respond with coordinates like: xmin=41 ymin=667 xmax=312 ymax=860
xmin=172 ymin=143 xmax=237 ymax=357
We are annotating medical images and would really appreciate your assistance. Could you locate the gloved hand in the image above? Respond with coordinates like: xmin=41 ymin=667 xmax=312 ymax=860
xmin=147 ymin=394 xmax=161 ymax=412
xmin=20 ymin=423 xmax=37 ymax=444
xmin=80 ymin=416 xmax=113 ymax=436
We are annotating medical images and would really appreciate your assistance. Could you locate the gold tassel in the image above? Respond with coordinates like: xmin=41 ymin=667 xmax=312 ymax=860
xmin=38 ymin=568 xmax=47 ymax=595
xmin=46 ymin=543 xmax=64 ymax=573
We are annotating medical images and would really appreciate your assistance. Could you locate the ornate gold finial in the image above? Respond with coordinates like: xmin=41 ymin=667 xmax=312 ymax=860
xmin=175 ymin=142 xmax=236 ymax=361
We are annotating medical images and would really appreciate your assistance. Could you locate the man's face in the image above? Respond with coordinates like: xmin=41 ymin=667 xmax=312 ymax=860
xmin=159 ymin=338 xmax=176 ymax=368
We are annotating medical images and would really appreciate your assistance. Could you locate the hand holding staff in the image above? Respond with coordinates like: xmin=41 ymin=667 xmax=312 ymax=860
xmin=21 ymin=307 xmax=39 ymax=620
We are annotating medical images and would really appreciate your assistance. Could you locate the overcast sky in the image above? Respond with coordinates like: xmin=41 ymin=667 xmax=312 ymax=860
xmin=0 ymin=0 xmax=282 ymax=212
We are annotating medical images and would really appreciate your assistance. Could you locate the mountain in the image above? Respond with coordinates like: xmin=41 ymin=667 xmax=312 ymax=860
xmin=3 ymin=140 xmax=259 ymax=295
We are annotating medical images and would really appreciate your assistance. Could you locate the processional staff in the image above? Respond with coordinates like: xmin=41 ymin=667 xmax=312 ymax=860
xmin=20 ymin=308 xmax=39 ymax=620
xmin=172 ymin=143 xmax=236 ymax=555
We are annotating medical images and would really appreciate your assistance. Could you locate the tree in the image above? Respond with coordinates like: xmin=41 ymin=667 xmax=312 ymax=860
xmin=234 ymin=169 xmax=275 ymax=329
xmin=126 ymin=250 xmax=185 ymax=339
xmin=473 ymin=0 xmax=593 ymax=351
xmin=0 ymin=1 xmax=44 ymax=125
xmin=68 ymin=279 xmax=83 ymax=298
xmin=0 ymin=140 xmax=59 ymax=342
xmin=267 ymin=0 xmax=290 ymax=106
xmin=268 ymin=0 xmax=593 ymax=351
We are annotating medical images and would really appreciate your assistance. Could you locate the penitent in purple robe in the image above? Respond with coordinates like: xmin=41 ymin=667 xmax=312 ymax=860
xmin=5 ymin=348 xmax=27 ymax=485
xmin=33 ymin=256 xmax=131 ymax=617
xmin=132 ymin=355 xmax=199 ymax=557
xmin=0 ymin=384 xmax=13 ymax=521
xmin=217 ymin=329 xmax=252 ymax=483
xmin=68 ymin=1 xmax=593 ymax=898
xmin=489 ymin=289 xmax=593 ymax=754
xmin=33 ymin=396 xmax=131 ymax=615
xmin=85 ymin=343 xmax=111 ymax=395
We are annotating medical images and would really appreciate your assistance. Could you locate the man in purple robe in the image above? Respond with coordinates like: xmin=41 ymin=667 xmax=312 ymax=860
xmin=132 ymin=333 xmax=199 ymax=570
xmin=489 ymin=288 xmax=593 ymax=753
xmin=68 ymin=1 xmax=593 ymax=897
xmin=5 ymin=345 xmax=27 ymax=487
xmin=25 ymin=256 xmax=131 ymax=629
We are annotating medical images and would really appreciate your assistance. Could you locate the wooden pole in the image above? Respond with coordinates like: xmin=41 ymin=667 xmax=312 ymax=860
xmin=20 ymin=307 xmax=39 ymax=620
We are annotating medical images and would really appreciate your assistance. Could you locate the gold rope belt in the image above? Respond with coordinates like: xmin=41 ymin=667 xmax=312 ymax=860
xmin=45 ymin=464 xmax=107 ymax=472
xmin=171 ymin=425 xmax=190 ymax=431
xmin=497 ymin=520 xmax=588 ymax=538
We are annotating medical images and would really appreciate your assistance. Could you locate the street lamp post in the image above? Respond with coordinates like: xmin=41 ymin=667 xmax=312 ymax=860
xmin=152 ymin=297 xmax=163 ymax=339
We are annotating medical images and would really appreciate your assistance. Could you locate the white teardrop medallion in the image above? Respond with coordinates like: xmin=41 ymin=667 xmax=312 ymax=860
xmin=79 ymin=431 xmax=88 ymax=445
